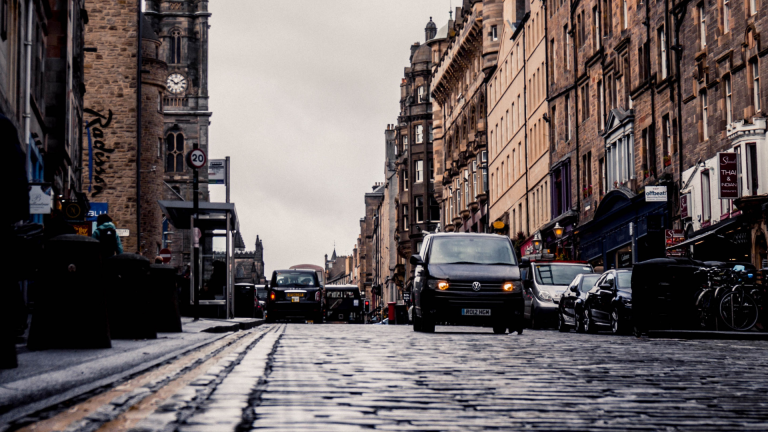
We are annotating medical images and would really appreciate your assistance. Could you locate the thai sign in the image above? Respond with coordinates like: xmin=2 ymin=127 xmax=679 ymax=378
xmin=665 ymin=229 xmax=685 ymax=257
xmin=680 ymin=194 xmax=689 ymax=219
xmin=718 ymin=152 xmax=740 ymax=199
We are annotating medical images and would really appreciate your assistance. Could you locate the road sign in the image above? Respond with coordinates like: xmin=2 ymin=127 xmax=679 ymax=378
xmin=159 ymin=248 xmax=172 ymax=264
xmin=187 ymin=148 xmax=207 ymax=169
xmin=208 ymin=159 xmax=226 ymax=184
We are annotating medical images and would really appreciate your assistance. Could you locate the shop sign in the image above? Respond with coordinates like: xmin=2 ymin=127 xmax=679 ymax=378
xmin=680 ymin=194 xmax=689 ymax=219
xmin=86 ymin=202 xmax=109 ymax=221
xmin=116 ymin=229 xmax=130 ymax=237
xmin=618 ymin=251 xmax=633 ymax=268
xmin=645 ymin=186 xmax=667 ymax=202
xmin=718 ymin=152 xmax=740 ymax=199
xmin=29 ymin=184 xmax=52 ymax=214
xmin=72 ymin=223 xmax=92 ymax=237
xmin=665 ymin=229 xmax=685 ymax=257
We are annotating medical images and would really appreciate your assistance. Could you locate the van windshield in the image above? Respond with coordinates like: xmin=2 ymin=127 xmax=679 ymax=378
xmin=274 ymin=272 xmax=316 ymax=287
xmin=429 ymin=236 xmax=517 ymax=265
xmin=535 ymin=264 xmax=593 ymax=286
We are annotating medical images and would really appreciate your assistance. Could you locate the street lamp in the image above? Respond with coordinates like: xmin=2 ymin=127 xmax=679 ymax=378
xmin=532 ymin=232 xmax=543 ymax=252
xmin=553 ymin=223 xmax=564 ymax=239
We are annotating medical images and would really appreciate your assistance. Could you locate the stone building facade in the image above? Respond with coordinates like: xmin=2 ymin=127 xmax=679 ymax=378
xmin=430 ymin=1 xmax=503 ymax=234
xmin=487 ymin=0 xmax=552 ymax=247
xmin=395 ymin=20 xmax=439 ymax=291
xmin=545 ymin=0 xmax=682 ymax=267
xmin=1 ymin=0 xmax=88 ymax=221
xmin=82 ymin=1 xmax=167 ymax=255
xmin=234 ymin=235 xmax=266 ymax=284
xmin=676 ymin=0 xmax=767 ymax=267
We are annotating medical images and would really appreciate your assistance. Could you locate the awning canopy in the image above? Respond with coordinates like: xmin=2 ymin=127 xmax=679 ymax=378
xmin=158 ymin=200 xmax=239 ymax=232
xmin=666 ymin=218 xmax=739 ymax=250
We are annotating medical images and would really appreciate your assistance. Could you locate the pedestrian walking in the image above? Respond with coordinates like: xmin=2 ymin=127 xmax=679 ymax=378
xmin=92 ymin=214 xmax=123 ymax=259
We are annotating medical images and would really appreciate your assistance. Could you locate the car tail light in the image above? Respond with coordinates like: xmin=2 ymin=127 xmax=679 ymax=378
xmin=315 ymin=291 xmax=321 ymax=301
xmin=270 ymin=291 xmax=275 ymax=300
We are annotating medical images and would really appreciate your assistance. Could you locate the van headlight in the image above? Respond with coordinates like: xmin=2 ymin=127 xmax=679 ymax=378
xmin=428 ymin=280 xmax=449 ymax=290
xmin=537 ymin=289 xmax=553 ymax=302
xmin=503 ymin=281 xmax=522 ymax=292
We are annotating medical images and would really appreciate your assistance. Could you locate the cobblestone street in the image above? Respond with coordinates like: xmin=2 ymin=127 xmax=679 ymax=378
xmin=195 ymin=324 xmax=768 ymax=431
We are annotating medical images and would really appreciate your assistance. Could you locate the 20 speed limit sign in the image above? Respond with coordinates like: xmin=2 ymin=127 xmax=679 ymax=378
xmin=187 ymin=148 xmax=207 ymax=169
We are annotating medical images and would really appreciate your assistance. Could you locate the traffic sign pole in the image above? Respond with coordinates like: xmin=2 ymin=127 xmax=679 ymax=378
xmin=188 ymin=146 xmax=205 ymax=321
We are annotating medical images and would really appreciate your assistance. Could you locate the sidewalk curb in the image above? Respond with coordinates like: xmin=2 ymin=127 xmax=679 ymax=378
xmin=0 ymin=333 xmax=232 ymax=427
xmin=200 ymin=319 xmax=264 ymax=333
xmin=647 ymin=330 xmax=768 ymax=341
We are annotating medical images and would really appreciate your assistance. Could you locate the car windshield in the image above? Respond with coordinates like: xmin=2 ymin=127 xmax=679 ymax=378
xmin=274 ymin=272 xmax=316 ymax=287
xmin=429 ymin=236 xmax=517 ymax=265
xmin=579 ymin=275 xmax=601 ymax=292
xmin=617 ymin=272 xmax=632 ymax=290
xmin=256 ymin=289 xmax=268 ymax=300
xmin=535 ymin=264 xmax=593 ymax=286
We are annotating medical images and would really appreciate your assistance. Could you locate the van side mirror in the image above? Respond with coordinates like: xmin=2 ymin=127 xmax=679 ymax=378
xmin=569 ymin=285 xmax=579 ymax=293
xmin=410 ymin=254 xmax=424 ymax=266
xmin=519 ymin=258 xmax=531 ymax=269
xmin=599 ymin=278 xmax=614 ymax=289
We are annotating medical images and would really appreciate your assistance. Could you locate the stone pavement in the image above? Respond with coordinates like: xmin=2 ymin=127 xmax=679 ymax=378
xmin=7 ymin=324 xmax=768 ymax=431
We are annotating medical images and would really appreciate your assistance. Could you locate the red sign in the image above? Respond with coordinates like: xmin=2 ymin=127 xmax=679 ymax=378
xmin=665 ymin=229 xmax=685 ymax=257
xmin=680 ymin=194 xmax=689 ymax=219
xmin=718 ymin=152 xmax=740 ymax=199
xmin=159 ymin=248 xmax=172 ymax=264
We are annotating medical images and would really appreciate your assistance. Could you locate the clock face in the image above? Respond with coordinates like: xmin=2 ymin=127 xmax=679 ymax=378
xmin=166 ymin=73 xmax=187 ymax=94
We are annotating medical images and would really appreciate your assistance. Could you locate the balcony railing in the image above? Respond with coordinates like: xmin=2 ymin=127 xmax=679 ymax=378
xmin=164 ymin=97 xmax=188 ymax=108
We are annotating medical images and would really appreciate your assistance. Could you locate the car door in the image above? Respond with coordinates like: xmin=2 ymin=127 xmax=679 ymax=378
xmin=523 ymin=266 xmax=534 ymax=320
xmin=562 ymin=276 xmax=579 ymax=323
xmin=584 ymin=275 xmax=604 ymax=318
xmin=593 ymin=272 xmax=615 ymax=323
xmin=412 ymin=239 xmax=430 ymax=316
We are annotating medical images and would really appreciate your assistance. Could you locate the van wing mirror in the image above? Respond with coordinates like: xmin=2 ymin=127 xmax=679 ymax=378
xmin=519 ymin=258 xmax=531 ymax=269
xmin=410 ymin=254 xmax=424 ymax=266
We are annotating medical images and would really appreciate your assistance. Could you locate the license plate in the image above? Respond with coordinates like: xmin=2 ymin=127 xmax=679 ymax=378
xmin=287 ymin=293 xmax=303 ymax=297
xmin=462 ymin=308 xmax=491 ymax=316
xmin=291 ymin=297 xmax=300 ymax=303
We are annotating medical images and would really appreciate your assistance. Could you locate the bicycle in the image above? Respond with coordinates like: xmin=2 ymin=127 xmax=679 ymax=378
xmin=719 ymin=269 xmax=759 ymax=331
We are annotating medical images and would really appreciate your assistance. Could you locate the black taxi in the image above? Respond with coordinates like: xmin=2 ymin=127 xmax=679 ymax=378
xmin=265 ymin=269 xmax=323 ymax=323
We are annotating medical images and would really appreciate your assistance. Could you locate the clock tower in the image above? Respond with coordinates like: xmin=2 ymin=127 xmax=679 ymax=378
xmin=144 ymin=0 xmax=212 ymax=203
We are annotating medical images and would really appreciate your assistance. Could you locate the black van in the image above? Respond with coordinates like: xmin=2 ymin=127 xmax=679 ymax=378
xmin=411 ymin=233 xmax=525 ymax=334
xmin=266 ymin=269 xmax=323 ymax=323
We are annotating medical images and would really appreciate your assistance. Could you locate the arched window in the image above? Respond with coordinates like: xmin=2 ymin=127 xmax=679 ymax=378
xmin=165 ymin=132 xmax=185 ymax=172
xmin=169 ymin=29 xmax=182 ymax=64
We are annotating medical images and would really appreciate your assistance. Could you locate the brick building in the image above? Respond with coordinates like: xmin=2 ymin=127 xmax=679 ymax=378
xmin=430 ymin=1 xmax=503 ymax=234
xmin=546 ymin=0 xmax=682 ymax=267
xmin=395 ymin=20 xmax=439 ymax=293
xmin=675 ymin=0 xmax=767 ymax=267
xmin=487 ymin=0 xmax=552 ymax=250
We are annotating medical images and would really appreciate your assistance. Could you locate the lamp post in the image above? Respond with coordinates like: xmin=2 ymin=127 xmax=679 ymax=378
xmin=553 ymin=222 xmax=564 ymax=260
xmin=532 ymin=232 xmax=543 ymax=254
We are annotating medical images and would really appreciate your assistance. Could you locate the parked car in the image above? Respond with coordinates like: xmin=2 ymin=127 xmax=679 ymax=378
xmin=558 ymin=273 xmax=601 ymax=332
xmin=582 ymin=269 xmax=633 ymax=334
xmin=411 ymin=233 xmax=524 ymax=334
xmin=265 ymin=269 xmax=323 ymax=323
xmin=521 ymin=259 xmax=594 ymax=329
xmin=254 ymin=284 xmax=268 ymax=319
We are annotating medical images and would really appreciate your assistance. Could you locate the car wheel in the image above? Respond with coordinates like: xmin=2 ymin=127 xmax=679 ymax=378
xmin=575 ymin=309 xmax=585 ymax=333
xmin=530 ymin=310 xmax=539 ymax=330
xmin=421 ymin=315 xmax=435 ymax=333
xmin=610 ymin=308 xmax=623 ymax=335
xmin=557 ymin=312 xmax=570 ymax=332
xmin=583 ymin=310 xmax=597 ymax=334
xmin=413 ymin=313 xmax=422 ymax=332
xmin=492 ymin=323 xmax=507 ymax=334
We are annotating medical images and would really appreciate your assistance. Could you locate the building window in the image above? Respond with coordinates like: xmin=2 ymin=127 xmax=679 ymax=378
xmin=416 ymin=125 xmax=424 ymax=143
xmin=449 ymin=196 xmax=454 ymax=220
xmin=622 ymin=0 xmax=628 ymax=30
xmin=701 ymin=169 xmax=711 ymax=223
xmin=752 ymin=60 xmax=761 ymax=112
xmin=403 ymin=170 xmax=409 ymax=191
xmin=746 ymin=143 xmax=759 ymax=196
xmin=429 ymin=196 xmax=440 ymax=222
xmin=725 ymin=75 xmax=732 ymax=124
xmin=491 ymin=25 xmax=498 ymax=41
xmin=598 ymin=81 xmax=605 ymax=130
xmin=170 ymin=29 xmax=182 ymax=64
xmin=158 ymin=138 xmax=162 ymax=159
xmin=599 ymin=157 xmax=606 ymax=196
xmin=723 ymin=0 xmax=730 ymax=33
xmin=464 ymin=170 xmax=469 ymax=201
xmin=428 ymin=125 xmax=433 ymax=142
xmin=606 ymin=135 xmax=634 ymax=189
xmin=415 ymin=197 xmax=424 ymax=223
xmin=551 ymin=105 xmax=557 ymax=143
xmin=698 ymin=4 xmax=706 ymax=49
xmin=457 ymin=184 xmax=462 ymax=211
xmin=658 ymin=27 xmax=668 ymax=79
xmin=750 ymin=0 xmax=756 ymax=15
xmin=565 ymin=26 xmax=570 ymax=70
xmin=473 ymin=173 xmax=477 ymax=198
xmin=403 ymin=205 xmax=409 ymax=231
xmin=416 ymin=160 xmax=424 ymax=183
xmin=429 ymin=160 xmax=434 ymax=182
xmin=593 ymin=6 xmax=600 ymax=50
xmin=418 ymin=86 xmax=428 ymax=103
xmin=581 ymin=84 xmax=590 ymax=121
xmin=643 ymin=125 xmax=657 ymax=178
xmin=550 ymin=38 xmax=556 ymax=82
xmin=663 ymin=115 xmax=672 ymax=158
xmin=165 ymin=133 xmax=185 ymax=172
xmin=552 ymin=161 xmax=571 ymax=217
xmin=701 ymin=88 xmax=708 ymax=140
xmin=402 ymin=134 xmax=408 ymax=152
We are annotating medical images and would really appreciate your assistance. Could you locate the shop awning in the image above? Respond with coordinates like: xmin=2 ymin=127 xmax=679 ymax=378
xmin=666 ymin=218 xmax=739 ymax=250
xmin=158 ymin=200 xmax=239 ymax=231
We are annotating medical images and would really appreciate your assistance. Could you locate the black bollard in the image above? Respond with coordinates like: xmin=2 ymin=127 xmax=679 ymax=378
xmin=105 ymin=254 xmax=157 ymax=340
xmin=150 ymin=264 xmax=182 ymax=332
xmin=234 ymin=283 xmax=255 ymax=318
xmin=27 ymin=234 xmax=112 ymax=350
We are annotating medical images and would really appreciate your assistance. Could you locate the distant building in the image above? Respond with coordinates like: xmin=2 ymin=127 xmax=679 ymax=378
xmin=324 ymin=248 xmax=355 ymax=285
xmin=233 ymin=235 xmax=266 ymax=284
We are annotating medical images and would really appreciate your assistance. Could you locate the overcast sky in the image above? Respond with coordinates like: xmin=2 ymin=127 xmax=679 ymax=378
xmin=207 ymin=1 xmax=451 ymax=275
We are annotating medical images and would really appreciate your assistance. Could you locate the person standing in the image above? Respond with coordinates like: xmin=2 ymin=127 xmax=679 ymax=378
xmin=93 ymin=214 xmax=123 ymax=259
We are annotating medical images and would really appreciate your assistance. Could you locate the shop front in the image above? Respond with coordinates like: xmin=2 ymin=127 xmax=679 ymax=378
xmin=577 ymin=189 xmax=667 ymax=271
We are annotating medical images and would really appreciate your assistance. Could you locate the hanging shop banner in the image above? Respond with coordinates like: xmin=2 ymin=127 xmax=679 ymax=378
xmin=680 ymin=194 xmax=690 ymax=219
xmin=718 ymin=152 xmax=740 ymax=199
xmin=29 ymin=184 xmax=52 ymax=214
xmin=665 ymin=229 xmax=686 ymax=257
xmin=645 ymin=186 xmax=667 ymax=202
xmin=208 ymin=159 xmax=226 ymax=185
xmin=86 ymin=202 xmax=109 ymax=221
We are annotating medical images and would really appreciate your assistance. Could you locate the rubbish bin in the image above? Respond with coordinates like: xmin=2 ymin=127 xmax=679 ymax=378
xmin=27 ymin=234 xmax=111 ymax=350
xmin=150 ymin=264 xmax=182 ymax=332
xmin=632 ymin=257 xmax=707 ymax=335
xmin=105 ymin=254 xmax=156 ymax=340
xmin=395 ymin=304 xmax=409 ymax=325
xmin=234 ymin=283 xmax=255 ymax=318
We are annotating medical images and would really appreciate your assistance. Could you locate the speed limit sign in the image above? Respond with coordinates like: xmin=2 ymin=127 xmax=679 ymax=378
xmin=187 ymin=148 xmax=207 ymax=169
